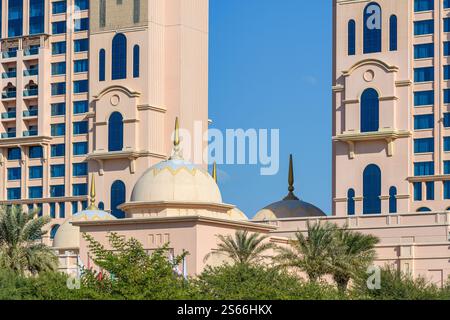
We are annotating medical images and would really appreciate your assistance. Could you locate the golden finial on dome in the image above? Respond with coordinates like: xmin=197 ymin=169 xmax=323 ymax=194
xmin=170 ymin=117 xmax=183 ymax=160
xmin=284 ymin=154 xmax=299 ymax=201
xmin=87 ymin=174 xmax=98 ymax=210
xmin=174 ymin=117 xmax=180 ymax=147
xmin=212 ymin=161 xmax=218 ymax=183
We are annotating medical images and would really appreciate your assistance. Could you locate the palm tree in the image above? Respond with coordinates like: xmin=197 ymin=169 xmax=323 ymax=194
xmin=0 ymin=205 xmax=58 ymax=275
xmin=330 ymin=228 xmax=379 ymax=293
xmin=275 ymin=221 xmax=336 ymax=282
xmin=204 ymin=230 xmax=276 ymax=265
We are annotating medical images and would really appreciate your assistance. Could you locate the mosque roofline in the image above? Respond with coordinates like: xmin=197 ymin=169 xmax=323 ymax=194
xmin=72 ymin=215 xmax=278 ymax=232
xmin=119 ymin=201 xmax=236 ymax=211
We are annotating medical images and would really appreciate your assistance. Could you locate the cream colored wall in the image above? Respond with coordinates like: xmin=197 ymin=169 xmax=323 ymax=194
xmin=88 ymin=0 xmax=209 ymax=213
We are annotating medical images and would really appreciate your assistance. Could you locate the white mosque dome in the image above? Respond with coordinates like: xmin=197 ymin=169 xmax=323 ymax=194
xmin=53 ymin=209 xmax=117 ymax=249
xmin=253 ymin=155 xmax=326 ymax=221
xmin=228 ymin=207 xmax=249 ymax=221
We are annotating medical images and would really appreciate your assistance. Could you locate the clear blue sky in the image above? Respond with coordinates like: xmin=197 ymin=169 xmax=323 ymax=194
xmin=209 ymin=0 xmax=332 ymax=217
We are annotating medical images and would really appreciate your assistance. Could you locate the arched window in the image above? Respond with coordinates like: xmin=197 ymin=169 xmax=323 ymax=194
xmin=348 ymin=20 xmax=356 ymax=56
xmin=111 ymin=181 xmax=126 ymax=219
xmin=361 ymin=88 xmax=379 ymax=133
xmin=98 ymin=202 xmax=105 ymax=210
xmin=347 ymin=189 xmax=355 ymax=215
xmin=389 ymin=15 xmax=398 ymax=51
xmin=363 ymin=2 xmax=382 ymax=54
xmin=417 ymin=207 xmax=432 ymax=213
xmin=112 ymin=34 xmax=127 ymax=80
xmin=133 ymin=45 xmax=140 ymax=78
xmin=50 ymin=224 xmax=60 ymax=240
xmin=108 ymin=112 xmax=123 ymax=152
xmin=363 ymin=164 xmax=381 ymax=214
xmin=99 ymin=49 xmax=105 ymax=81
xmin=389 ymin=186 xmax=397 ymax=214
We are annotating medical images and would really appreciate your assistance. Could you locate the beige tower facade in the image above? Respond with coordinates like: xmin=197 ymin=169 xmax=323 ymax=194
xmin=333 ymin=0 xmax=450 ymax=216
xmin=0 ymin=0 xmax=209 ymax=239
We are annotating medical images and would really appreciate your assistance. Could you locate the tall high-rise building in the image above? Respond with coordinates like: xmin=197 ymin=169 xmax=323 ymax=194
xmin=333 ymin=0 xmax=450 ymax=216
xmin=0 ymin=0 xmax=209 ymax=233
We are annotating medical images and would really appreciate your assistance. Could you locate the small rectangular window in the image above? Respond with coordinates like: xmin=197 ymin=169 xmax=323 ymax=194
xmin=414 ymin=20 xmax=434 ymax=35
xmin=414 ymin=90 xmax=434 ymax=106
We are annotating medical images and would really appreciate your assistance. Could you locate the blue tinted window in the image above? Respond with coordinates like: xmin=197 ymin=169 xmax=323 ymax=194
xmin=29 ymin=0 xmax=45 ymax=35
xmin=414 ymin=182 xmax=422 ymax=201
xmin=444 ymin=113 xmax=450 ymax=127
xmin=51 ymin=123 xmax=65 ymax=136
xmin=53 ymin=1 xmax=66 ymax=14
xmin=111 ymin=180 xmax=126 ymax=218
xmin=444 ymin=66 xmax=450 ymax=80
xmin=29 ymin=186 xmax=43 ymax=199
xmin=50 ymin=185 xmax=65 ymax=197
xmin=52 ymin=41 xmax=66 ymax=55
xmin=8 ymin=148 xmax=21 ymax=160
xmin=50 ymin=203 xmax=56 ymax=218
xmin=390 ymin=15 xmax=397 ymax=51
xmin=50 ymin=225 xmax=60 ymax=239
xmin=414 ymin=114 xmax=434 ymax=130
xmin=426 ymin=181 xmax=435 ymax=200
xmin=414 ymin=138 xmax=434 ymax=153
xmin=74 ymin=59 xmax=88 ymax=73
xmin=7 ymin=168 xmax=21 ymax=181
xmin=389 ymin=187 xmax=397 ymax=214
xmin=29 ymin=166 xmax=43 ymax=179
xmin=52 ymin=21 xmax=66 ymax=34
xmin=73 ymin=80 xmax=88 ymax=93
xmin=51 ymin=62 xmax=66 ymax=75
xmin=112 ymin=34 xmax=127 ymax=80
xmin=445 ymin=18 xmax=450 ymax=32
xmin=74 ymin=39 xmax=89 ymax=52
xmin=59 ymin=203 xmax=65 ymax=219
xmin=99 ymin=49 xmax=106 ymax=81
xmin=74 ymin=18 xmax=89 ymax=32
xmin=347 ymin=189 xmax=355 ymax=215
xmin=361 ymin=88 xmax=379 ymax=132
xmin=414 ymin=43 xmax=434 ymax=59
xmin=417 ymin=207 xmax=432 ymax=212
xmin=363 ymin=3 xmax=382 ymax=54
xmin=74 ymin=101 xmax=88 ymax=114
xmin=73 ymin=121 xmax=88 ymax=134
xmin=444 ymin=89 xmax=450 ymax=103
xmin=51 ymin=144 xmax=65 ymax=157
xmin=108 ymin=112 xmax=124 ymax=151
xmin=51 ymin=82 xmax=66 ymax=95
xmin=51 ymin=103 xmax=66 ymax=116
xmin=7 ymin=188 xmax=21 ymax=200
xmin=8 ymin=0 xmax=23 ymax=37
xmin=444 ymin=181 xmax=450 ymax=199
xmin=445 ymin=42 xmax=450 ymax=56
xmin=73 ymin=142 xmax=88 ymax=155
xmin=414 ymin=67 xmax=434 ymax=82
xmin=29 ymin=146 xmax=43 ymax=158
xmin=51 ymin=164 xmax=65 ymax=178
xmin=133 ymin=45 xmax=140 ymax=78
xmin=414 ymin=162 xmax=435 ymax=176
xmin=444 ymin=137 xmax=450 ymax=151
xmin=72 ymin=202 xmax=78 ymax=214
xmin=348 ymin=20 xmax=356 ymax=55
xmin=414 ymin=90 xmax=434 ymax=106
xmin=73 ymin=163 xmax=88 ymax=176
xmin=73 ymin=183 xmax=88 ymax=196
xmin=445 ymin=0 xmax=450 ymax=9
xmin=415 ymin=0 xmax=434 ymax=12
xmin=445 ymin=161 xmax=450 ymax=174
xmin=414 ymin=20 xmax=434 ymax=35
xmin=363 ymin=164 xmax=381 ymax=214
xmin=75 ymin=0 xmax=89 ymax=10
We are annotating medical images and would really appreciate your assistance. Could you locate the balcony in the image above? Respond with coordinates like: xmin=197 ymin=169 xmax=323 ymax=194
xmin=23 ymin=130 xmax=38 ymax=137
xmin=1 ymin=111 xmax=16 ymax=119
xmin=2 ymin=91 xmax=17 ymax=99
xmin=23 ymin=109 xmax=38 ymax=117
xmin=24 ymin=47 xmax=39 ymax=56
xmin=1 ymin=132 xmax=16 ymax=139
xmin=2 ymin=50 xmax=17 ymax=59
xmin=23 ymin=69 xmax=38 ymax=76
xmin=2 ymin=71 xmax=17 ymax=79
xmin=23 ymin=89 xmax=38 ymax=97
